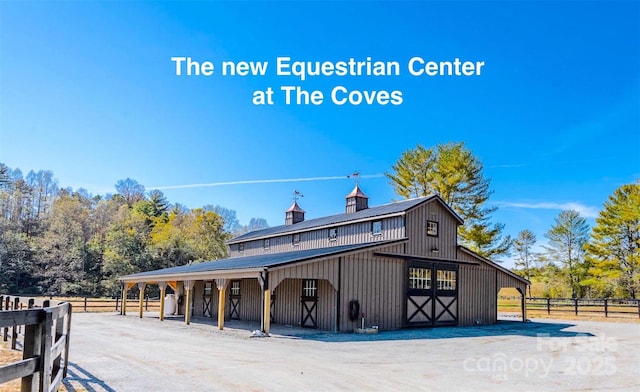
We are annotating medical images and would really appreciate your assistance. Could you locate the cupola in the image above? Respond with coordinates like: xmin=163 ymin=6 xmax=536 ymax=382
xmin=345 ymin=185 xmax=368 ymax=213
xmin=285 ymin=200 xmax=305 ymax=225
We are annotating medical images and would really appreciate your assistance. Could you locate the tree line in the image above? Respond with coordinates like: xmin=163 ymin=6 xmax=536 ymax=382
xmin=0 ymin=165 xmax=268 ymax=297
xmin=511 ymin=187 xmax=639 ymax=299
xmin=2 ymin=141 xmax=638 ymax=300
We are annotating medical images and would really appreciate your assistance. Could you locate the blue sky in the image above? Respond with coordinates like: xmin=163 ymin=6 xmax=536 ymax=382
xmin=1 ymin=1 xmax=638 ymax=266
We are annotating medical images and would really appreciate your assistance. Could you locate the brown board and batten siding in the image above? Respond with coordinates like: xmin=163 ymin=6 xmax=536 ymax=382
xmin=455 ymin=247 xmax=529 ymax=325
xmin=228 ymin=216 xmax=406 ymax=257
xmin=404 ymin=199 xmax=460 ymax=259
xmin=233 ymin=278 xmax=262 ymax=321
xmin=339 ymin=244 xmax=405 ymax=331
xmin=272 ymin=278 xmax=336 ymax=330
xmin=270 ymin=257 xmax=340 ymax=291
xmin=458 ymin=264 xmax=498 ymax=325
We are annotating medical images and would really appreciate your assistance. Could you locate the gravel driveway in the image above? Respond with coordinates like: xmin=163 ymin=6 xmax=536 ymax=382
xmin=63 ymin=313 xmax=640 ymax=391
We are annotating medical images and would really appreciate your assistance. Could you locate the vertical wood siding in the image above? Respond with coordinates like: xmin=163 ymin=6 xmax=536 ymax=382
xmin=272 ymin=278 xmax=302 ymax=328
xmin=234 ymin=278 xmax=261 ymax=322
xmin=458 ymin=264 xmax=497 ymax=325
xmin=229 ymin=216 xmax=405 ymax=257
xmin=271 ymin=278 xmax=336 ymax=330
xmin=192 ymin=281 xmax=204 ymax=317
xmin=339 ymin=245 xmax=405 ymax=331
xmin=270 ymin=257 xmax=339 ymax=290
xmin=455 ymin=248 xmax=528 ymax=325
xmin=405 ymin=200 xmax=459 ymax=259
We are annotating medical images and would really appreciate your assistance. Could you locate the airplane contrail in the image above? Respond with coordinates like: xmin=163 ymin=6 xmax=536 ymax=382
xmin=148 ymin=173 xmax=385 ymax=190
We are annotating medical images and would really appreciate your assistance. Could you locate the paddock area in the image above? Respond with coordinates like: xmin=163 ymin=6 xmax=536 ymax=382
xmin=59 ymin=313 xmax=640 ymax=391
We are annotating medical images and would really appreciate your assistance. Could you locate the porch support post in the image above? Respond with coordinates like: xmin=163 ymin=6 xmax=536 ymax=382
xmin=263 ymin=290 xmax=271 ymax=334
xmin=158 ymin=282 xmax=167 ymax=321
xmin=120 ymin=282 xmax=127 ymax=316
xmin=516 ymin=287 xmax=527 ymax=323
xmin=216 ymin=278 xmax=227 ymax=330
xmin=184 ymin=280 xmax=193 ymax=325
xmin=259 ymin=271 xmax=270 ymax=334
xmin=138 ymin=282 xmax=146 ymax=318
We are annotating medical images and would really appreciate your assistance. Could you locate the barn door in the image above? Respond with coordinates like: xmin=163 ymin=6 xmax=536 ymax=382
xmin=406 ymin=262 xmax=433 ymax=327
xmin=300 ymin=279 xmax=318 ymax=328
xmin=229 ymin=280 xmax=241 ymax=320
xmin=406 ymin=261 xmax=458 ymax=327
xmin=202 ymin=282 xmax=213 ymax=318
xmin=433 ymin=266 xmax=458 ymax=326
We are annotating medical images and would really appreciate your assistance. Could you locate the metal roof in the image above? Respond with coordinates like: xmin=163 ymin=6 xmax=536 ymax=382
xmin=346 ymin=185 xmax=369 ymax=198
xmin=121 ymin=240 xmax=404 ymax=280
xmin=228 ymin=196 xmax=438 ymax=244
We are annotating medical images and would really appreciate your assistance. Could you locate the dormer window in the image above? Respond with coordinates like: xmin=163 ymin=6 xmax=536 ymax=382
xmin=328 ymin=228 xmax=338 ymax=241
xmin=238 ymin=243 xmax=244 ymax=253
xmin=263 ymin=239 xmax=270 ymax=249
xmin=293 ymin=233 xmax=300 ymax=246
xmin=427 ymin=221 xmax=439 ymax=237
xmin=372 ymin=220 xmax=383 ymax=236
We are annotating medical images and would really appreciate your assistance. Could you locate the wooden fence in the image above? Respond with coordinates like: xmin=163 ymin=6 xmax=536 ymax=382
xmin=499 ymin=296 xmax=640 ymax=319
xmin=0 ymin=295 xmax=72 ymax=392
xmin=49 ymin=296 xmax=161 ymax=313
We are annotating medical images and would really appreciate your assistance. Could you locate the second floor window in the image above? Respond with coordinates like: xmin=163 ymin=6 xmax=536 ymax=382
xmin=263 ymin=239 xmax=270 ymax=249
xmin=372 ymin=220 xmax=383 ymax=236
xmin=238 ymin=243 xmax=244 ymax=253
xmin=293 ymin=233 xmax=300 ymax=246
xmin=328 ymin=228 xmax=338 ymax=241
xmin=427 ymin=221 xmax=439 ymax=236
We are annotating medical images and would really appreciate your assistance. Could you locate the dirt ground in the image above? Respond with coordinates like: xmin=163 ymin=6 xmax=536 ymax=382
xmin=52 ymin=313 xmax=640 ymax=391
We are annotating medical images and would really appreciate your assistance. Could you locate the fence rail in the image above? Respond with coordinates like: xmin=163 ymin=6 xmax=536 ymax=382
xmin=0 ymin=295 xmax=72 ymax=392
xmin=52 ymin=296 xmax=162 ymax=313
xmin=499 ymin=296 xmax=640 ymax=319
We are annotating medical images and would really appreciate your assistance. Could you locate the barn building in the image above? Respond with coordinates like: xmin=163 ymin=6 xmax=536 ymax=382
xmin=119 ymin=186 xmax=528 ymax=333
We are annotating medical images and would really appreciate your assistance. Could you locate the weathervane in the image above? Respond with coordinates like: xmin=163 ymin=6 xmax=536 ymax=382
xmin=293 ymin=190 xmax=303 ymax=201
xmin=347 ymin=172 xmax=360 ymax=185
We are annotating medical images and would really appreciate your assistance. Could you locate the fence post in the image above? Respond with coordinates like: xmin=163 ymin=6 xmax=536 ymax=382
xmin=637 ymin=300 xmax=639 ymax=319
xmin=546 ymin=298 xmax=551 ymax=315
xmin=11 ymin=297 xmax=19 ymax=350
xmin=145 ymin=295 xmax=149 ymax=311
xmin=84 ymin=297 xmax=88 ymax=312
xmin=574 ymin=298 xmax=579 ymax=316
xmin=604 ymin=298 xmax=608 ymax=318
xmin=116 ymin=296 xmax=119 ymax=312
xmin=21 ymin=309 xmax=44 ymax=392
xmin=39 ymin=310 xmax=54 ymax=392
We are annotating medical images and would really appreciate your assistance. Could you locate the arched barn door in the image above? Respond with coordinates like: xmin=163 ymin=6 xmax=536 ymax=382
xmin=406 ymin=261 xmax=458 ymax=327
xmin=300 ymin=279 xmax=318 ymax=328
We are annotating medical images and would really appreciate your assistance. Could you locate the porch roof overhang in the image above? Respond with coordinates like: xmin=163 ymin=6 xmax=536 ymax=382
xmin=120 ymin=239 xmax=406 ymax=283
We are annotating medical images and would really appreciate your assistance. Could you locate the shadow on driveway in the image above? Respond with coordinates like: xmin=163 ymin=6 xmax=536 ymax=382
xmin=62 ymin=361 xmax=116 ymax=392
xmin=278 ymin=320 xmax=594 ymax=342
xmin=175 ymin=315 xmax=593 ymax=343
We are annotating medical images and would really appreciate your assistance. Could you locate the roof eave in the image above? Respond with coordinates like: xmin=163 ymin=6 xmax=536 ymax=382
xmin=120 ymin=267 xmax=266 ymax=283
xmin=457 ymin=246 xmax=530 ymax=285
